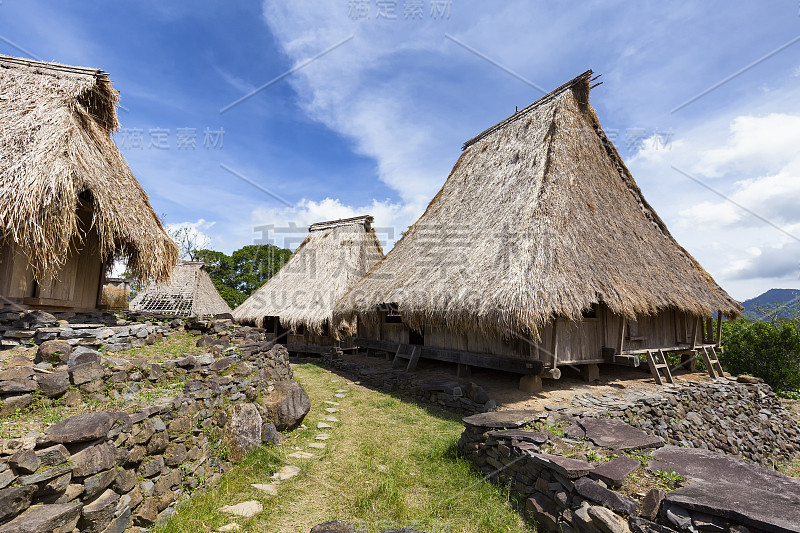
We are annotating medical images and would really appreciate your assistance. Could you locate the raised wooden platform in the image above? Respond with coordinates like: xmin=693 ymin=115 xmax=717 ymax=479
xmin=353 ymin=337 xmax=543 ymax=375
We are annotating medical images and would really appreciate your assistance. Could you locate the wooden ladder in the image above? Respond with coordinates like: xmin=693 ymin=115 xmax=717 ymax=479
xmin=646 ymin=349 xmax=674 ymax=385
xmin=392 ymin=344 xmax=421 ymax=372
xmin=700 ymin=346 xmax=725 ymax=379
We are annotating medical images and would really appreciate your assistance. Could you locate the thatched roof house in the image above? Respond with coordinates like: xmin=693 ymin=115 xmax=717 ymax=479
xmin=0 ymin=55 xmax=177 ymax=312
xmin=130 ymin=261 xmax=231 ymax=317
xmin=233 ymin=216 xmax=384 ymax=351
xmin=335 ymin=71 xmax=741 ymax=385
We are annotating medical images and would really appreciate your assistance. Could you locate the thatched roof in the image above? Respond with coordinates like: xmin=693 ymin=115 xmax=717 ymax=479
xmin=233 ymin=215 xmax=385 ymax=333
xmin=130 ymin=261 xmax=231 ymax=316
xmin=0 ymin=54 xmax=177 ymax=282
xmin=336 ymin=71 xmax=742 ymax=341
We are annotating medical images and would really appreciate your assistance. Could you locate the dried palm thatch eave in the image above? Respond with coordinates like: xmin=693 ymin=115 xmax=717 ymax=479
xmin=334 ymin=76 xmax=741 ymax=341
xmin=0 ymin=55 xmax=177 ymax=282
xmin=233 ymin=219 xmax=385 ymax=335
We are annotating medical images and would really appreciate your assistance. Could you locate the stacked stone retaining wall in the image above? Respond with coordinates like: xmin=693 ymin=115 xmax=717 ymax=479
xmin=0 ymin=342 xmax=305 ymax=532
xmin=460 ymin=409 xmax=800 ymax=533
xmin=572 ymin=380 xmax=800 ymax=465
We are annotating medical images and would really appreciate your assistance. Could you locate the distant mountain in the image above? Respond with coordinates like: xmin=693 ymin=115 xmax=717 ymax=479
xmin=741 ymin=288 xmax=800 ymax=320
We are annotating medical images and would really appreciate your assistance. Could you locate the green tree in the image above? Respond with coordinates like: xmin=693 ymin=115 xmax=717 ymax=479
xmin=194 ymin=244 xmax=292 ymax=308
xmin=721 ymin=317 xmax=800 ymax=392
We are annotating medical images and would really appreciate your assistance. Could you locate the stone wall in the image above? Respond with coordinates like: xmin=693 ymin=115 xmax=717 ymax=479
xmin=571 ymin=379 xmax=800 ymax=465
xmin=0 ymin=308 xmax=179 ymax=351
xmin=318 ymin=354 xmax=496 ymax=414
xmin=0 ymin=342 xmax=308 ymax=532
xmin=460 ymin=410 xmax=800 ymax=533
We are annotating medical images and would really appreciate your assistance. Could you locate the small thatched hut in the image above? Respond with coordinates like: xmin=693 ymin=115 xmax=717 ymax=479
xmin=130 ymin=261 xmax=231 ymax=317
xmin=233 ymin=215 xmax=384 ymax=353
xmin=335 ymin=71 xmax=742 ymax=388
xmin=0 ymin=55 xmax=177 ymax=312
xmin=100 ymin=278 xmax=131 ymax=311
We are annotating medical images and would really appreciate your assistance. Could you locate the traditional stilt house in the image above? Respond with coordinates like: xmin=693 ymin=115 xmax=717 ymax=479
xmin=0 ymin=55 xmax=177 ymax=312
xmin=334 ymin=71 xmax=742 ymax=389
xmin=130 ymin=261 xmax=231 ymax=317
xmin=233 ymin=216 xmax=384 ymax=354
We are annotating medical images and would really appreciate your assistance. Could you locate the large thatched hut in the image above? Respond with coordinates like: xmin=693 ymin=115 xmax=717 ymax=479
xmin=233 ymin=215 xmax=384 ymax=353
xmin=130 ymin=261 xmax=231 ymax=317
xmin=0 ymin=55 xmax=177 ymax=312
xmin=335 ymin=71 xmax=742 ymax=389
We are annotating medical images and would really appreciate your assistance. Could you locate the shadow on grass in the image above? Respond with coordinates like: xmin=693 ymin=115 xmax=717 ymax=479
xmin=292 ymin=359 xmax=469 ymax=425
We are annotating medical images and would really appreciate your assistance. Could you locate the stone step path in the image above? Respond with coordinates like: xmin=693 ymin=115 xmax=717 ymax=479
xmin=216 ymin=378 xmax=352 ymax=532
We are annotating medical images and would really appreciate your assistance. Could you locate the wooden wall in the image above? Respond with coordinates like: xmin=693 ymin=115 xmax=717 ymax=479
xmin=0 ymin=207 xmax=104 ymax=312
xmin=358 ymin=304 xmax=705 ymax=367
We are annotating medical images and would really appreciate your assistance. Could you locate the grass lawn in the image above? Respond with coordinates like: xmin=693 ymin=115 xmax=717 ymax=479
xmin=156 ymin=363 xmax=535 ymax=533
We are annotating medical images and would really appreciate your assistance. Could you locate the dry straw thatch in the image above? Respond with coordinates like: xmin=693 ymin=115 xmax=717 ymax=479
xmin=233 ymin=215 xmax=384 ymax=334
xmin=0 ymin=54 xmax=177 ymax=282
xmin=130 ymin=260 xmax=231 ymax=317
xmin=336 ymin=71 xmax=741 ymax=341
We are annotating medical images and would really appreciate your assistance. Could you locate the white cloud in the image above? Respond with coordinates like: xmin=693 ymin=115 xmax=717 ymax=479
xmin=692 ymin=113 xmax=800 ymax=178
xmin=246 ymin=196 xmax=427 ymax=251
xmin=628 ymin=104 xmax=800 ymax=300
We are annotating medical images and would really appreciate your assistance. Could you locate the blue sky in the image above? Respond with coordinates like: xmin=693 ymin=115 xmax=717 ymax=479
xmin=2 ymin=1 xmax=799 ymax=301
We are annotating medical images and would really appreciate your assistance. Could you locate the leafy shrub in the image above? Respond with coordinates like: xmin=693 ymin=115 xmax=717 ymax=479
xmin=720 ymin=318 xmax=800 ymax=392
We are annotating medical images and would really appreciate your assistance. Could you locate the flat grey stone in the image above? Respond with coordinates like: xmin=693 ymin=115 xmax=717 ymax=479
xmin=219 ymin=500 xmax=262 ymax=517
xmin=486 ymin=429 xmax=549 ymax=445
xmin=78 ymin=488 xmax=119 ymax=533
xmin=532 ymin=453 xmax=594 ymax=479
xmin=666 ymin=481 xmax=800 ymax=533
xmin=462 ymin=410 xmax=546 ymax=429
xmin=574 ymin=477 xmax=640 ymax=516
xmin=0 ymin=502 xmax=82 ymax=533
xmin=40 ymin=411 xmax=114 ymax=444
xmin=0 ymin=486 xmax=36 ymax=522
xmin=71 ymin=442 xmax=115 ymax=477
xmin=589 ymin=456 xmax=641 ymax=488
xmin=588 ymin=505 xmax=631 ymax=533
xmin=629 ymin=517 xmax=678 ymax=533
xmin=579 ymin=418 xmax=664 ymax=450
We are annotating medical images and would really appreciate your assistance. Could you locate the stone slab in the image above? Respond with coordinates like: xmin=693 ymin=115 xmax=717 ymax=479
xmin=589 ymin=456 xmax=641 ymax=488
xmin=486 ymin=429 xmax=549 ymax=445
xmin=531 ymin=453 xmax=594 ymax=479
xmin=40 ymin=412 xmax=114 ymax=445
xmin=219 ymin=500 xmax=262 ymax=517
xmin=462 ymin=410 xmax=546 ymax=429
xmin=652 ymin=446 xmax=800 ymax=533
xmin=575 ymin=477 xmax=640 ymax=517
xmin=578 ymin=418 xmax=664 ymax=450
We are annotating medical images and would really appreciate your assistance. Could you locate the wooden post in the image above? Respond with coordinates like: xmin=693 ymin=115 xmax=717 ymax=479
xmin=680 ymin=352 xmax=697 ymax=373
xmin=550 ymin=318 xmax=559 ymax=370
xmin=618 ymin=317 xmax=626 ymax=354
xmin=582 ymin=363 xmax=600 ymax=382
xmin=715 ymin=311 xmax=723 ymax=347
xmin=457 ymin=363 xmax=472 ymax=378
xmin=690 ymin=317 xmax=699 ymax=349
xmin=519 ymin=374 xmax=542 ymax=393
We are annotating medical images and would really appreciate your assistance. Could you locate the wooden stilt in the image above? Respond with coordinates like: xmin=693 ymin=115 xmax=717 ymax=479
xmin=406 ymin=345 xmax=420 ymax=372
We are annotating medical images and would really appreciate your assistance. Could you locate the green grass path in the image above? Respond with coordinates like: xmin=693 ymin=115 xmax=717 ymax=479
xmin=156 ymin=363 xmax=535 ymax=533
